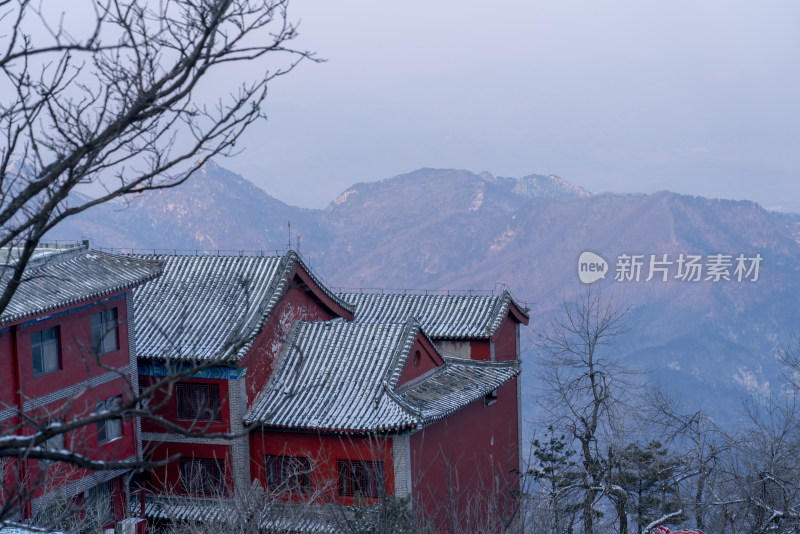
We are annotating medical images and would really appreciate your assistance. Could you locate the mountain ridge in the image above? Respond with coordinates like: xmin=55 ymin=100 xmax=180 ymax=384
xmin=46 ymin=161 xmax=800 ymax=423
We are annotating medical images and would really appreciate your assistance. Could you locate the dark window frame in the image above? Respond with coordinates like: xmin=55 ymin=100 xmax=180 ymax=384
xmin=265 ymin=455 xmax=312 ymax=494
xmin=91 ymin=308 xmax=118 ymax=356
xmin=175 ymin=382 xmax=222 ymax=421
xmin=181 ymin=457 xmax=226 ymax=496
xmin=337 ymin=459 xmax=384 ymax=499
xmin=31 ymin=326 xmax=60 ymax=376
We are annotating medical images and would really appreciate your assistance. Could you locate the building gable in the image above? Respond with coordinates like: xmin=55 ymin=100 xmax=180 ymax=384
xmin=395 ymin=331 xmax=445 ymax=388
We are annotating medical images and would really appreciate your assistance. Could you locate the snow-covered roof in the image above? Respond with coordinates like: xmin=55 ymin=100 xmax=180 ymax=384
xmin=244 ymin=319 xmax=520 ymax=433
xmin=132 ymin=251 xmax=353 ymax=362
xmin=144 ymin=497 xmax=338 ymax=533
xmin=0 ymin=243 xmax=163 ymax=326
xmin=339 ymin=290 xmax=529 ymax=340
xmin=398 ymin=357 xmax=520 ymax=422
xmin=0 ymin=523 xmax=74 ymax=534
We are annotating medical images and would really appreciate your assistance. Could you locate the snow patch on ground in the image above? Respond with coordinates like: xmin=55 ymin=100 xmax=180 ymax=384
xmin=470 ymin=190 xmax=484 ymax=212
xmin=333 ymin=189 xmax=358 ymax=206
xmin=490 ymin=226 xmax=514 ymax=252
xmin=734 ymin=367 xmax=771 ymax=398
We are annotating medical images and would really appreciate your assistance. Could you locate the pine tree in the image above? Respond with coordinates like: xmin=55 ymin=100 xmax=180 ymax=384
xmin=530 ymin=426 xmax=582 ymax=533
xmin=614 ymin=441 xmax=682 ymax=533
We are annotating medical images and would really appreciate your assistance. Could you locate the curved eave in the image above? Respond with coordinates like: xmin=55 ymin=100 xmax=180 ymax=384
xmin=250 ymin=420 xmax=420 ymax=435
xmin=403 ymin=358 xmax=521 ymax=427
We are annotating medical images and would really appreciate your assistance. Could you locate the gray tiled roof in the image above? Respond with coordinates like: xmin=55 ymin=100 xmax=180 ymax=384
xmin=398 ymin=357 xmax=520 ymax=423
xmin=339 ymin=290 xmax=529 ymax=340
xmin=0 ymin=243 xmax=163 ymax=326
xmin=244 ymin=320 xmax=520 ymax=433
xmin=0 ymin=523 xmax=74 ymax=534
xmin=144 ymin=497 xmax=340 ymax=533
xmin=132 ymin=251 xmax=353 ymax=362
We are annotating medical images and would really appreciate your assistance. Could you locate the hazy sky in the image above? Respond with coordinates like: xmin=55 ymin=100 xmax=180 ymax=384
xmin=223 ymin=1 xmax=800 ymax=211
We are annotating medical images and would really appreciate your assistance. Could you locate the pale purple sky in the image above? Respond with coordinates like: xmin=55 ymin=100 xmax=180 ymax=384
xmin=223 ymin=1 xmax=800 ymax=211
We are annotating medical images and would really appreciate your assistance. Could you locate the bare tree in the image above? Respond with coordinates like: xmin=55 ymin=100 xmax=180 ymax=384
xmin=647 ymin=385 xmax=728 ymax=533
xmin=536 ymin=288 xmax=639 ymax=534
xmin=0 ymin=0 xmax=316 ymax=315
xmin=779 ymin=335 xmax=800 ymax=393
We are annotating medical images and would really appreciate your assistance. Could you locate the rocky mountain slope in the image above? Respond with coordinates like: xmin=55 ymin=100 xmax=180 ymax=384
xmin=48 ymin=161 xmax=800 ymax=423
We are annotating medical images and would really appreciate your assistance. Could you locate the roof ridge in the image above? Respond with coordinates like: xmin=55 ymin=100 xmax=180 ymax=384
xmin=485 ymin=291 xmax=510 ymax=337
xmin=231 ymin=252 xmax=296 ymax=360
xmin=381 ymin=383 xmax=423 ymax=423
xmin=373 ymin=317 xmax=419 ymax=407
xmin=289 ymin=251 xmax=355 ymax=314
xmin=441 ymin=355 xmax=520 ymax=368
xmin=5 ymin=241 xmax=88 ymax=273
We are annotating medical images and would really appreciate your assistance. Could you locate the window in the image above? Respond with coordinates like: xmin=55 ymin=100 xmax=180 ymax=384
xmin=96 ymin=396 xmax=122 ymax=443
xmin=86 ymin=480 xmax=113 ymax=525
xmin=41 ymin=427 xmax=65 ymax=466
xmin=31 ymin=326 xmax=59 ymax=376
xmin=176 ymin=383 xmax=222 ymax=421
xmin=265 ymin=455 xmax=312 ymax=494
xmin=413 ymin=350 xmax=420 ymax=367
xmin=181 ymin=458 xmax=225 ymax=496
xmin=337 ymin=460 xmax=384 ymax=498
xmin=92 ymin=308 xmax=118 ymax=355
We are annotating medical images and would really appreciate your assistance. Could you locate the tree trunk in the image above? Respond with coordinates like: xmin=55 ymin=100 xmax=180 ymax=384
xmin=616 ymin=492 xmax=628 ymax=534
xmin=583 ymin=488 xmax=595 ymax=534
xmin=695 ymin=472 xmax=706 ymax=531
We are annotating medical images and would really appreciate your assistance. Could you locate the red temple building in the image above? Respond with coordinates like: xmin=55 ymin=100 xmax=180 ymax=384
xmin=132 ymin=251 xmax=528 ymax=531
xmin=2 ymin=245 xmax=528 ymax=532
xmin=0 ymin=242 xmax=161 ymax=529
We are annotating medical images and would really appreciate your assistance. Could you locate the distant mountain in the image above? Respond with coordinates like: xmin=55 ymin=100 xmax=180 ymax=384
xmin=51 ymin=160 xmax=328 ymax=254
xmin=47 ymin=162 xmax=800 ymax=424
xmin=485 ymin=172 xmax=592 ymax=199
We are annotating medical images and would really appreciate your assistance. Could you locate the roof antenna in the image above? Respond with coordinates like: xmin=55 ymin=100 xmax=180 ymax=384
xmin=287 ymin=220 xmax=292 ymax=251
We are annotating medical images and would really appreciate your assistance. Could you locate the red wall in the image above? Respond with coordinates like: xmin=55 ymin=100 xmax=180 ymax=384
xmin=0 ymin=291 xmax=136 ymax=516
xmin=469 ymin=340 xmax=492 ymax=361
xmin=6 ymin=295 xmax=131 ymax=398
xmin=0 ymin=332 xmax=16 ymax=413
xmin=493 ymin=315 xmax=519 ymax=362
xmin=249 ymin=430 xmax=393 ymax=506
xmin=409 ymin=377 xmax=520 ymax=531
